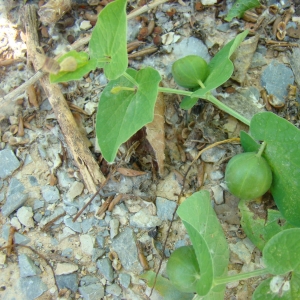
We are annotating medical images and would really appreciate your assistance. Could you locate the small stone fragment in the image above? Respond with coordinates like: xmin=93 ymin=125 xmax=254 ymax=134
xmin=0 ymin=251 xmax=6 ymax=265
xmin=156 ymin=172 xmax=182 ymax=200
xmin=55 ymin=263 xmax=78 ymax=275
xmin=106 ymin=283 xmax=122 ymax=296
xmin=211 ymin=186 xmax=224 ymax=205
xmin=130 ymin=208 xmax=162 ymax=229
xmin=2 ymin=225 xmax=31 ymax=244
xmin=81 ymin=217 xmax=94 ymax=233
xmin=66 ymin=181 xmax=84 ymax=200
xmin=18 ymin=254 xmax=41 ymax=277
xmin=97 ymin=258 xmax=114 ymax=282
xmin=119 ymin=273 xmax=131 ymax=288
xmin=201 ymin=147 xmax=226 ymax=163
xmin=156 ymin=197 xmax=177 ymax=221
xmin=79 ymin=283 xmax=105 ymax=300
xmin=1 ymin=192 xmax=28 ymax=217
xmin=64 ymin=217 xmax=82 ymax=233
xmin=229 ymin=241 xmax=252 ymax=265
xmin=33 ymin=199 xmax=44 ymax=210
xmin=56 ymin=273 xmax=78 ymax=292
xmin=80 ymin=234 xmax=95 ymax=255
xmin=7 ymin=178 xmax=25 ymax=196
xmin=58 ymin=227 xmax=76 ymax=241
xmin=10 ymin=216 xmax=21 ymax=229
xmin=41 ymin=185 xmax=60 ymax=203
xmin=92 ymin=248 xmax=105 ymax=262
xmin=17 ymin=206 xmax=34 ymax=228
xmin=109 ymin=219 xmax=119 ymax=239
xmin=0 ymin=149 xmax=20 ymax=179
xmin=80 ymin=20 xmax=92 ymax=30
xmin=19 ymin=276 xmax=48 ymax=299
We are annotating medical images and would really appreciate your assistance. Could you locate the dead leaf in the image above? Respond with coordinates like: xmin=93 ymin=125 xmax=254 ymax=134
xmin=145 ymin=91 xmax=165 ymax=176
xmin=117 ymin=167 xmax=147 ymax=177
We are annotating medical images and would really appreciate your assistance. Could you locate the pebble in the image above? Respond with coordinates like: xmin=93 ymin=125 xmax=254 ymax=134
xmin=211 ymin=186 xmax=224 ymax=205
xmin=119 ymin=273 xmax=131 ymax=288
xmin=289 ymin=47 xmax=300 ymax=86
xmin=96 ymin=235 xmax=105 ymax=248
xmin=80 ymin=234 xmax=95 ymax=255
xmin=61 ymin=248 xmax=73 ymax=258
xmin=0 ymin=149 xmax=21 ymax=179
xmin=39 ymin=207 xmax=65 ymax=228
xmin=261 ymin=60 xmax=294 ymax=100
xmin=18 ymin=254 xmax=41 ymax=277
xmin=110 ymin=219 xmax=120 ymax=239
xmin=201 ymin=147 xmax=226 ymax=163
xmin=81 ymin=217 xmax=94 ymax=233
xmin=84 ymin=102 xmax=98 ymax=115
xmin=56 ymin=273 xmax=78 ymax=292
xmin=33 ymin=199 xmax=44 ymax=210
xmin=81 ymin=275 xmax=99 ymax=286
xmin=92 ymin=248 xmax=105 ymax=262
xmin=251 ymin=52 xmax=267 ymax=68
xmin=156 ymin=197 xmax=177 ymax=221
xmin=210 ymin=170 xmax=224 ymax=180
xmin=97 ymin=257 xmax=114 ymax=282
xmin=2 ymin=225 xmax=31 ymax=244
xmin=1 ymin=192 xmax=28 ymax=217
xmin=106 ymin=283 xmax=122 ymax=296
xmin=130 ymin=208 xmax=162 ymax=229
xmin=10 ymin=216 xmax=21 ymax=229
xmin=55 ymin=263 xmax=78 ymax=275
xmin=229 ymin=241 xmax=252 ymax=265
xmin=66 ymin=181 xmax=84 ymax=200
xmin=112 ymin=227 xmax=143 ymax=273
xmin=57 ymin=169 xmax=75 ymax=188
xmin=79 ymin=283 xmax=105 ymax=300
xmin=0 ymin=252 xmax=6 ymax=265
xmin=19 ymin=276 xmax=48 ymax=299
xmin=41 ymin=185 xmax=60 ymax=203
xmin=80 ymin=20 xmax=92 ymax=30
xmin=156 ymin=172 xmax=182 ymax=200
xmin=7 ymin=178 xmax=25 ymax=196
xmin=17 ymin=206 xmax=34 ymax=228
xmin=28 ymin=175 xmax=39 ymax=186
xmin=64 ymin=216 xmax=82 ymax=233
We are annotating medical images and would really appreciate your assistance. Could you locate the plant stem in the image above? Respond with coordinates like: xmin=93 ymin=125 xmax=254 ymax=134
xmin=158 ymin=87 xmax=193 ymax=97
xmin=214 ymin=268 xmax=269 ymax=286
xmin=122 ymin=72 xmax=139 ymax=87
xmin=197 ymin=79 xmax=205 ymax=89
xmin=256 ymin=141 xmax=267 ymax=157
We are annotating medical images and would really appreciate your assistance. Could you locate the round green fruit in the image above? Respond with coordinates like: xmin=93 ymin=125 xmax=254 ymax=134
xmin=166 ymin=245 xmax=200 ymax=293
xmin=172 ymin=55 xmax=209 ymax=89
xmin=225 ymin=152 xmax=272 ymax=200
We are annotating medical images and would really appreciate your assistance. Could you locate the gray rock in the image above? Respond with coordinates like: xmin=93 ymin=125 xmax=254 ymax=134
xmin=92 ymin=248 xmax=105 ymax=262
xmin=106 ymin=283 xmax=122 ymax=296
xmin=28 ymin=175 xmax=39 ymax=186
xmin=251 ymin=52 xmax=267 ymax=68
xmin=130 ymin=208 xmax=162 ymax=229
xmin=7 ymin=178 xmax=25 ymax=196
xmin=41 ymin=185 xmax=60 ymax=203
xmin=174 ymin=240 xmax=186 ymax=249
xmin=1 ymin=192 xmax=28 ymax=217
xmin=289 ymin=47 xmax=300 ymax=87
xmin=17 ymin=206 xmax=34 ymax=228
xmin=34 ymin=212 xmax=43 ymax=222
xmin=61 ymin=248 xmax=73 ymax=258
xmin=57 ymin=169 xmax=75 ymax=188
xmin=39 ymin=207 xmax=65 ymax=228
xmin=64 ymin=205 xmax=78 ymax=216
xmin=0 ymin=149 xmax=21 ymax=179
xmin=156 ymin=197 xmax=177 ymax=221
xmin=19 ymin=276 xmax=47 ymax=299
xmin=80 ymin=275 xmax=99 ymax=286
xmin=210 ymin=170 xmax=224 ymax=180
xmin=229 ymin=241 xmax=252 ymax=264
xmin=112 ymin=227 xmax=143 ymax=273
xmin=211 ymin=186 xmax=224 ymax=205
xmin=56 ymin=273 xmax=78 ymax=292
xmin=201 ymin=147 xmax=226 ymax=163
xmin=66 ymin=181 xmax=84 ymax=200
xmin=18 ymin=254 xmax=41 ymax=277
xmin=119 ymin=273 xmax=131 ymax=288
xmin=109 ymin=219 xmax=119 ymax=239
xmin=81 ymin=217 xmax=94 ymax=233
xmin=2 ymin=225 xmax=30 ymax=244
xmin=97 ymin=258 xmax=114 ymax=282
xmin=261 ymin=60 xmax=294 ymax=100
xmin=80 ymin=234 xmax=95 ymax=255
xmin=64 ymin=216 xmax=82 ymax=233
xmin=33 ymin=200 xmax=44 ymax=210
xmin=79 ymin=283 xmax=104 ymax=300
xmin=96 ymin=235 xmax=105 ymax=248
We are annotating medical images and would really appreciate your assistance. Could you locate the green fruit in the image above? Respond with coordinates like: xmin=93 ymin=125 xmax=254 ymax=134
xmin=166 ymin=245 xmax=200 ymax=293
xmin=172 ymin=55 xmax=209 ymax=89
xmin=225 ymin=152 xmax=272 ymax=199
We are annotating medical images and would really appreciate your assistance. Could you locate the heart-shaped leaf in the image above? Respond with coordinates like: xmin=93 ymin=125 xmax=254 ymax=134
xmin=243 ymin=112 xmax=300 ymax=226
xmin=89 ymin=0 xmax=127 ymax=80
xmin=49 ymin=51 xmax=97 ymax=83
xmin=181 ymin=30 xmax=248 ymax=109
xmin=177 ymin=190 xmax=229 ymax=296
xmin=96 ymin=67 xmax=161 ymax=162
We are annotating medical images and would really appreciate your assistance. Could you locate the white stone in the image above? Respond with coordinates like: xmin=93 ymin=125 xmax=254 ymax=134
xmin=80 ymin=234 xmax=95 ymax=255
xmin=10 ymin=217 xmax=21 ymax=229
xmin=17 ymin=206 xmax=34 ymax=228
xmin=84 ymin=102 xmax=98 ymax=115
xmin=0 ymin=252 xmax=6 ymax=265
xmin=66 ymin=181 xmax=84 ymax=200
xmin=80 ymin=20 xmax=92 ymax=30
xmin=201 ymin=0 xmax=217 ymax=4
xmin=211 ymin=185 xmax=224 ymax=205
xmin=55 ymin=263 xmax=78 ymax=275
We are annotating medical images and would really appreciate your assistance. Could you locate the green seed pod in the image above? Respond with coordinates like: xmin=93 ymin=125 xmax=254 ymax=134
xmin=225 ymin=152 xmax=272 ymax=199
xmin=171 ymin=55 xmax=209 ymax=89
xmin=166 ymin=245 xmax=200 ymax=293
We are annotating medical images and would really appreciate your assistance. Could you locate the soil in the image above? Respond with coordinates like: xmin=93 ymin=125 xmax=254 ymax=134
xmin=0 ymin=0 xmax=299 ymax=299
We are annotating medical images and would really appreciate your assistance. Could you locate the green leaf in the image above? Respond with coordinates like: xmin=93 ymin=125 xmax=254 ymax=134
xmin=240 ymin=130 xmax=260 ymax=152
xmin=177 ymin=190 xmax=229 ymax=297
xmin=96 ymin=67 xmax=161 ymax=162
xmin=181 ymin=30 xmax=248 ymax=109
xmin=239 ymin=199 xmax=295 ymax=251
xmin=140 ymin=271 xmax=194 ymax=300
xmin=89 ymin=0 xmax=127 ymax=80
xmin=49 ymin=51 xmax=97 ymax=83
xmin=263 ymin=228 xmax=300 ymax=275
xmin=247 ymin=112 xmax=300 ymax=227
xmin=225 ymin=0 xmax=261 ymax=22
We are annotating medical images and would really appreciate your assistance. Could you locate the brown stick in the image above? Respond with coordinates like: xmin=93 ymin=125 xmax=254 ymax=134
xmin=24 ymin=5 xmax=105 ymax=193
